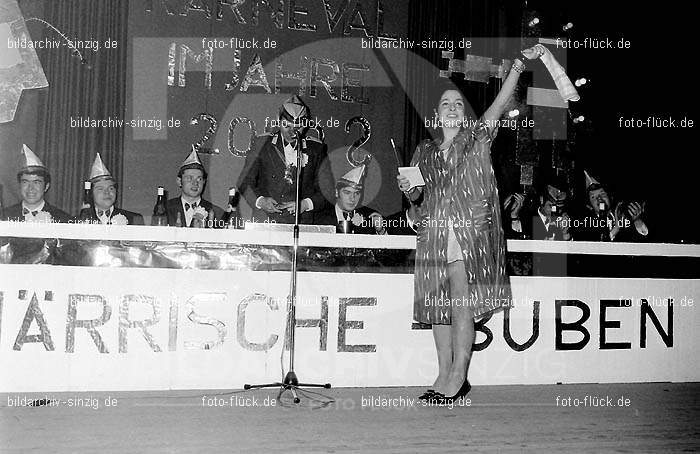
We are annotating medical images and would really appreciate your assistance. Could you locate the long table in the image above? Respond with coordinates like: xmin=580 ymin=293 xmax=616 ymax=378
xmin=1 ymin=222 xmax=698 ymax=391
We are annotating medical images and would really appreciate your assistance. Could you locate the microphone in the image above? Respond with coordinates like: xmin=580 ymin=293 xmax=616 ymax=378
xmin=294 ymin=129 xmax=304 ymax=150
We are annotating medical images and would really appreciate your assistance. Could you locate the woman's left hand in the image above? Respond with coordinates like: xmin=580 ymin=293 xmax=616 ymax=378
xmin=521 ymin=44 xmax=545 ymax=60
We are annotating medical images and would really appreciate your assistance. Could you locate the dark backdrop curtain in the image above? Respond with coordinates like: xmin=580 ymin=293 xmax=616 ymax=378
xmin=36 ymin=0 xmax=129 ymax=214
xmin=402 ymin=0 xmax=517 ymax=164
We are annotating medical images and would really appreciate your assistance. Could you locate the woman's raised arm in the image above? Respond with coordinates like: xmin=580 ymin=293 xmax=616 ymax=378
xmin=482 ymin=45 xmax=545 ymax=127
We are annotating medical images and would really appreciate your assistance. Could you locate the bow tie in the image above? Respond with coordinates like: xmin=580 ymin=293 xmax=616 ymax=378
xmin=184 ymin=202 xmax=198 ymax=211
xmin=342 ymin=210 xmax=354 ymax=220
xmin=22 ymin=208 xmax=39 ymax=216
xmin=98 ymin=209 xmax=110 ymax=217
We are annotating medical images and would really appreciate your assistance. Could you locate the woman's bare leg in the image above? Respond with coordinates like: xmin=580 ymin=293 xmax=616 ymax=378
xmin=432 ymin=325 xmax=452 ymax=390
xmin=442 ymin=260 xmax=475 ymax=396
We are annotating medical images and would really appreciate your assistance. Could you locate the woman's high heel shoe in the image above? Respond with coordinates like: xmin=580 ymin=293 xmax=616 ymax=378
xmin=443 ymin=379 xmax=471 ymax=403
xmin=418 ymin=389 xmax=435 ymax=400
xmin=430 ymin=380 xmax=471 ymax=405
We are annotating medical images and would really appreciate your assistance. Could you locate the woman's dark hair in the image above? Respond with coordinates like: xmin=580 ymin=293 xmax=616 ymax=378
xmin=424 ymin=77 xmax=476 ymax=141
xmin=428 ymin=77 xmax=464 ymax=108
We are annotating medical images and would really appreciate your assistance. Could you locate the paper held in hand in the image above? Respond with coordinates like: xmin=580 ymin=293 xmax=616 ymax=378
xmin=398 ymin=167 xmax=426 ymax=190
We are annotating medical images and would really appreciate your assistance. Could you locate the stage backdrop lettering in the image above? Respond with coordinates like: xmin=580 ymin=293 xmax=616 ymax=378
xmin=125 ymin=1 xmax=409 ymax=220
xmin=0 ymin=267 xmax=698 ymax=392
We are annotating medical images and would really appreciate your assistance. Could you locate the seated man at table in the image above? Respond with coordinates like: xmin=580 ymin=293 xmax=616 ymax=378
xmin=506 ymin=176 xmax=571 ymax=241
xmin=77 ymin=153 xmax=144 ymax=225
xmin=1 ymin=144 xmax=70 ymax=223
xmin=166 ymin=148 xmax=224 ymax=228
xmin=572 ymin=170 xmax=649 ymax=242
xmin=314 ymin=165 xmax=385 ymax=234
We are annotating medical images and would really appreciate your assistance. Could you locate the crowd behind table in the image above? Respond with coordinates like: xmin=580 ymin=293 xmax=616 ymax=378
xmin=502 ymin=170 xmax=649 ymax=243
xmin=1 ymin=95 xmax=649 ymax=243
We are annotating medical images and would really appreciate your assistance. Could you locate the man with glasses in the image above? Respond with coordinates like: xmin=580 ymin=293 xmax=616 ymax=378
xmin=77 ymin=153 xmax=144 ymax=225
xmin=166 ymin=148 xmax=223 ymax=228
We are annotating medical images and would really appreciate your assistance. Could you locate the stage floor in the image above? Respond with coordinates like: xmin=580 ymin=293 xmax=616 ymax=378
xmin=2 ymin=383 xmax=698 ymax=453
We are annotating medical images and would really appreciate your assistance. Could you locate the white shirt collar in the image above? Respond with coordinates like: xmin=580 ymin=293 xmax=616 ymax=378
xmin=22 ymin=200 xmax=45 ymax=215
xmin=182 ymin=197 xmax=202 ymax=227
xmin=181 ymin=197 xmax=202 ymax=208
xmin=273 ymin=132 xmax=304 ymax=148
xmin=335 ymin=204 xmax=346 ymax=222
xmin=335 ymin=204 xmax=355 ymax=222
xmin=96 ymin=206 xmax=113 ymax=224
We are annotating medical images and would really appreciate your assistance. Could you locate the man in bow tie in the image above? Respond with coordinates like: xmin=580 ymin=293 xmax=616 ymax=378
xmin=166 ymin=148 xmax=223 ymax=228
xmin=76 ymin=153 xmax=144 ymax=225
xmin=315 ymin=165 xmax=385 ymax=234
xmin=237 ymin=95 xmax=330 ymax=224
xmin=1 ymin=144 xmax=70 ymax=223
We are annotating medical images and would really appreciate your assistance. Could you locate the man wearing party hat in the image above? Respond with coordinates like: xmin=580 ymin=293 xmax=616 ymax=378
xmin=1 ymin=144 xmax=70 ymax=223
xmin=166 ymin=147 xmax=223 ymax=228
xmin=77 ymin=153 xmax=144 ymax=225
xmin=237 ymin=95 xmax=330 ymax=224
xmin=573 ymin=169 xmax=648 ymax=242
xmin=315 ymin=164 xmax=385 ymax=234
xmin=506 ymin=172 xmax=571 ymax=241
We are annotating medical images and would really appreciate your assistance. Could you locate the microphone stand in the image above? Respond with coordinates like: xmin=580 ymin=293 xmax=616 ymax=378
xmin=244 ymin=131 xmax=331 ymax=403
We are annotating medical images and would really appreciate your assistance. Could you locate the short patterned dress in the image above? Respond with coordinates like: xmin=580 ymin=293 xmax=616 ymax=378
xmin=411 ymin=120 xmax=512 ymax=324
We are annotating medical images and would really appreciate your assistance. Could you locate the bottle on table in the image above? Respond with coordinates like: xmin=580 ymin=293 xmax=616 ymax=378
xmin=81 ymin=181 xmax=92 ymax=211
xmin=224 ymin=187 xmax=241 ymax=229
xmin=175 ymin=211 xmax=182 ymax=227
xmin=151 ymin=186 xmax=168 ymax=226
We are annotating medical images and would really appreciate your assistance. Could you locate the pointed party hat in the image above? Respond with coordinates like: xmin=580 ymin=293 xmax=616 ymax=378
xmin=20 ymin=144 xmax=46 ymax=171
xmin=89 ymin=153 xmax=113 ymax=182
xmin=583 ymin=170 xmax=600 ymax=190
xmin=279 ymin=95 xmax=308 ymax=122
xmin=337 ymin=165 xmax=366 ymax=189
xmin=179 ymin=146 xmax=205 ymax=172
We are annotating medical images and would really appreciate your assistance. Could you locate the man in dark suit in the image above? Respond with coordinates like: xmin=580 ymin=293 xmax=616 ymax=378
xmin=315 ymin=165 xmax=385 ymax=234
xmin=76 ymin=153 xmax=144 ymax=225
xmin=506 ymin=177 xmax=571 ymax=241
xmin=238 ymin=95 xmax=330 ymax=225
xmin=1 ymin=144 xmax=70 ymax=223
xmin=572 ymin=170 xmax=649 ymax=242
xmin=166 ymin=148 xmax=224 ymax=228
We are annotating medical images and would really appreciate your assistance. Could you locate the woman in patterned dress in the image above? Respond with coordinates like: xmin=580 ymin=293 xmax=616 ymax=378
xmin=398 ymin=45 xmax=545 ymax=401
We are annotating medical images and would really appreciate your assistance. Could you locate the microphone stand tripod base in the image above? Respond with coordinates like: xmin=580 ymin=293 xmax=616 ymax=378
xmin=242 ymin=131 xmax=332 ymax=405
xmin=244 ymin=372 xmax=331 ymax=404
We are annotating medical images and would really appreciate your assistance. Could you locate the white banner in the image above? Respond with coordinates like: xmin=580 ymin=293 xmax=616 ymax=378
xmin=0 ymin=265 xmax=697 ymax=391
